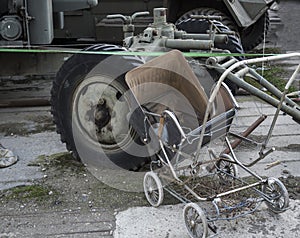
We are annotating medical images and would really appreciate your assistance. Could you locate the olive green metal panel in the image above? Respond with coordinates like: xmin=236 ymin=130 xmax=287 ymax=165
xmin=1 ymin=0 xmax=272 ymax=45
xmin=79 ymin=0 xmax=162 ymax=42
xmin=53 ymin=0 xmax=160 ymax=42
xmin=27 ymin=0 xmax=54 ymax=44
xmin=24 ymin=0 xmax=273 ymax=43
xmin=223 ymin=0 xmax=269 ymax=27
xmin=53 ymin=10 xmax=97 ymax=40
xmin=52 ymin=0 xmax=98 ymax=12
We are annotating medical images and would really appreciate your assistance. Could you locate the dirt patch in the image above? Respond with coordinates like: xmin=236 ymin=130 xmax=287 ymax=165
xmin=279 ymin=175 xmax=300 ymax=200
xmin=1 ymin=152 xmax=299 ymax=214
xmin=0 ymin=153 xmax=149 ymax=214
xmin=3 ymin=184 xmax=55 ymax=201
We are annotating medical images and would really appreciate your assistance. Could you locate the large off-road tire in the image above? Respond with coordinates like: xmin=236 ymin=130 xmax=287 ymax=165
xmin=176 ymin=16 xmax=244 ymax=94
xmin=176 ymin=7 xmax=269 ymax=51
xmin=176 ymin=8 xmax=238 ymax=36
xmin=51 ymin=44 xmax=149 ymax=170
xmin=176 ymin=18 xmax=244 ymax=58
xmin=240 ymin=12 xmax=269 ymax=51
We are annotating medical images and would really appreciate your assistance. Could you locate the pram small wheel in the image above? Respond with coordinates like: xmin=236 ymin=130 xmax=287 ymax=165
xmin=216 ymin=154 xmax=238 ymax=183
xmin=262 ymin=177 xmax=289 ymax=213
xmin=183 ymin=203 xmax=208 ymax=238
xmin=143 ymin=171 xmax=164 ymax=207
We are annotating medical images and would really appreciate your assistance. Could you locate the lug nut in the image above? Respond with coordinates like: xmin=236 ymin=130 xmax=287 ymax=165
xmin=98 ymin=98 xmax=105 ymax=105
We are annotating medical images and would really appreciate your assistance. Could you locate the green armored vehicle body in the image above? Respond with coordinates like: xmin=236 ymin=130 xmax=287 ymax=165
xmin=0 ymin=0 xmax=275 ymax=51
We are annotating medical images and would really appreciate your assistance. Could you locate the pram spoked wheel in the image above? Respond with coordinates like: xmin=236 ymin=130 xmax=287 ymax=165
xmin=183 ymin=203 xmax=208 ymax=238
xmin=262 ymin=177 xmax=289 ymax=213
xmin=216 ymin=154 xmax=238 ymax=183
xmin=143 ymin=171 xmax=164 ymax=207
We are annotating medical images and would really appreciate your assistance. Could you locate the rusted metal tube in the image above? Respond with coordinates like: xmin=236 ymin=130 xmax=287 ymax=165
xmin=206 ymin=114 xmax=267 ymax=173
xmin=223 ymin=114 xmax=267 ymax=154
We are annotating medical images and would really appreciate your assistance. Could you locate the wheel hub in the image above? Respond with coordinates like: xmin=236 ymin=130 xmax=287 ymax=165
xmin=73 ymin=76 xmax=133 ymax=150
xmin=94 ymin=98 xmax=111 ymax=133
xmin=190 ymin=219 xmax=196 ymax=228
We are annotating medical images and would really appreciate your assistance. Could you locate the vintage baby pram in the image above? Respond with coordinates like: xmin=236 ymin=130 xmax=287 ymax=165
xmin=125 ymin=50 xmax=291 ymax=237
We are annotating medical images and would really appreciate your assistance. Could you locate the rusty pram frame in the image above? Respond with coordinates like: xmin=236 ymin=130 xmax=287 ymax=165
xmin=125 ymin=50 xmax=300 ymax=238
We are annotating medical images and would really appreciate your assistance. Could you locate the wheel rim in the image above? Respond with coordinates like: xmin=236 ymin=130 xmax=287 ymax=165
xmin=72 ymin=75 xmax=134 ymax=152
xmin=183 ymin=203 xmax=208 ymax=238
xmin=217 ymin=158 xmax=237 ymax=183
xmin=144 ymin=172 xmax=163 ymax=207
xmin=264 ymin=178 xmax=289 ymax=212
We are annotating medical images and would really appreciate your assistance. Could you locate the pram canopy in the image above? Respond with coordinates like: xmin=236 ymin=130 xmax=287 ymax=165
xmin=125 ymin=50 xmax=235 ymax=128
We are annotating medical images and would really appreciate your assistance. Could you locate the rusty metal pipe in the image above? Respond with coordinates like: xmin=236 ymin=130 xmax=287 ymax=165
xmin=223 ymin=114 xmax=267 ymax=154
xmin=206 ymin=115 xmax=267 ymax=172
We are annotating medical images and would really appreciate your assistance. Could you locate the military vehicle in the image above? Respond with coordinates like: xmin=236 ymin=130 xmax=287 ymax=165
xmin=50 ymin=7 xmax=300 ymax=171
xmin=0 ymin=1 xmax=282 ymax=170
xmin=0 ymin=0 xmax=275 ymax=50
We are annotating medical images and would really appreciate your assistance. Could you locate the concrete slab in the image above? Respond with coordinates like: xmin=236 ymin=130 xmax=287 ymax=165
xmin=1 ymin=208 xmax=114 ymax=238
xmin=0 ymin=132 xmax=66 ymax=190
xmin=115 ymin=200 xmax=300 ymax=238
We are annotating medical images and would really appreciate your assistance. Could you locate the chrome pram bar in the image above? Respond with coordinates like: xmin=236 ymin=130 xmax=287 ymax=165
xmin=194 ymin=53 xmax=300 ymax=163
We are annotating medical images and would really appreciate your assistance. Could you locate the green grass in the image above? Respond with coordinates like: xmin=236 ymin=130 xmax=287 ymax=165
xmin=28 ymin=152 xmax=85 ymax=172
xmin=246 ymin=47 xmax=298 ymax=93
xmin=5 ymin=185 xmax=53 ymax=201
xmin=250 ymin=47 xmax=282 ymax=55
xmin=246 ymin=64 xmax=297 ymax=94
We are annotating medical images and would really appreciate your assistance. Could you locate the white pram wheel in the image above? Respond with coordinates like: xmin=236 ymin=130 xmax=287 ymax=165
xmin=143 ymin=171 xmax=164 ymax=207
xmin=262 ymin=177 xmax=289 ymax=213
xmin=183 ymin=203 xmax=208 ymax=238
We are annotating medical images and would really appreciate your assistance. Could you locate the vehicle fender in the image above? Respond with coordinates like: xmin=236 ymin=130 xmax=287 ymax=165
xmin=223 ymin=0 xmax=271 ymax=27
